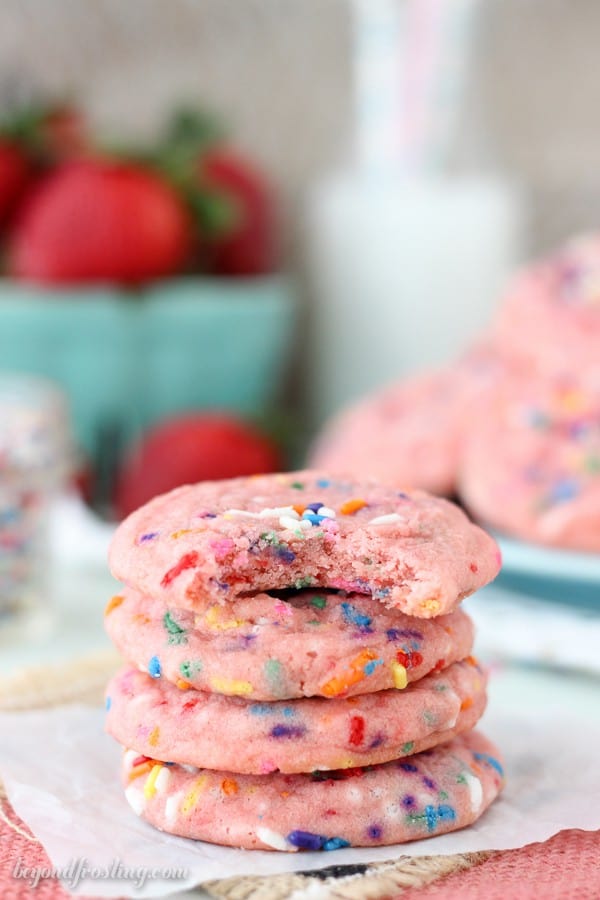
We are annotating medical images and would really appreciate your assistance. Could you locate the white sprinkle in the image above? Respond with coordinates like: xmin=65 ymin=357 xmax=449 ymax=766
xmin=463 ymin=771 xmax=483 ymax=813
xmin=180 ymin=763 xmax=200 ymax=774
xmin=124 ymin=786 xmax=146 ymax=816
xmin=165 ymin=790 xmax=185 ymax=826
xmin=257 ymin=826 xmax=297 ymax=851
xmin=154 ymin=766 xmax=171 ymax=794
xmin=368 ymin=513 xmax=403 ymax=525
xmin=123 ymin=749 xmax=138 ymax=768
xmin=317 ymin=506 xmax=336 ymax=518
xmin=280 ymin=515 xmax=311 ymax=531
xmin=225 ymin=506 xmax=300 ymax=520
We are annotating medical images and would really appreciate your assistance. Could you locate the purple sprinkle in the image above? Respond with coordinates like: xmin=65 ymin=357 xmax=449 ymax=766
xmin=386 ymin=628 xmax=424 ymax=642
xmin=287 ymin=830 xmax=325 ymax=850
xmin=402 ymin=794 xmax=416 ymax=809
xmin=367 ymin=824 xmax=382 ymax=840
xmin=306 ymin=501 xmax=324 ymax=512
xmin=139 ymin=532 xmax=159 ymax=543
xmin=271 ymin=724 xmax=306 ymax=739
xmin=399 ymin=762 xmax=418 ymax=772
xmin=277 ymin=547 xmax=296 ymax=563
xmin=422 ymin=776 xmax=436 ymax=790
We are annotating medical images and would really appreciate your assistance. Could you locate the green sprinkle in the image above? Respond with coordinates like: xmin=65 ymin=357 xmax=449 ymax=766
xmin=585 ymin=456 xmax=600 ymax=473
xmin=439 ymin=790 xmax=449 ymax=800
xmin=163 ymin=611 xmax=188 ymax=645
xmin=307 ymin=619 xmax=321 ymax=625
xmin=294 ymin=576 xmax=315 ymax=589
xmin=264 ymin=659 xmax=287 ymax=698
xmin=401 ymin=741 xmax=415 ymax=754
xmin=291 ymin=481 xmax=305 ymax=490
xmin=456 ymin=773 xmax=467 ymax=785
xmin=310 ymin=596 xmax=327 ymax=609
xmin=180 ymin=660 xmax=202 ymax=679
xmin=423 ymin=710 xmax=438 ymax=726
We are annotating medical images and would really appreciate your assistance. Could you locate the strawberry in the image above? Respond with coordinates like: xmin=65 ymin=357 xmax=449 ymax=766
xmin=115 ymin=413 xmax=282 ymax=519
xmin=0 ymin=139 xmax=31 ymax=227
xmin=197 ymin=148 xmax=276 ymax=276
xmin=10 ymin=158 xmax=191 ymax=284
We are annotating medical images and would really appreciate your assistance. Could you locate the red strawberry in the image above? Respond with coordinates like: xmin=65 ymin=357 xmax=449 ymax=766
xmin=10 ymin=159 xmax=191 ymax=285
xmin=198 ymin=148 xmax=276 ymax=276
xmin=115 ymin=413 xmax=282 ymax=519
xmin=0 ymin=139 xmax=31 ymax=227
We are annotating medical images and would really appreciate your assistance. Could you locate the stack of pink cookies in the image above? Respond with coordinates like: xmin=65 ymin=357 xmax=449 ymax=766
xmin=104 ymin=471 xmax=505 ymax=852
xmin=312 ymin=234 xmax=600 ymax=552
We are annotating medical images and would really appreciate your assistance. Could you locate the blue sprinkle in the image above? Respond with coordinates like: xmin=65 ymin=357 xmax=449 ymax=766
xmin=287 ymin=830 xmax=325 ymax=850
xmin=367 ymin=824 xmax=382 ymax=840
xmin=302 ymin=512 xmax=325 ymax=526
xmin=148 ymin=656 xmax=162 ymax=678
xmin=400 ymin=762 xmax=418 ymax=772
xmin=473 ymin=752 xmax=504 ymax=777
xmin=373 ymin=587 xmax=390 ymax=599
xmin=549 ymin=479 xmax=579 ymax=503
xmin=249 ymin=703 xmax=273 ymax=716
xmin=271 ymin=724 xmax=306 ymax=739
xmin=139 ymin=531 xmax=159 ymax=543
xmin=397 ymin=492 xmax=410 ymax=499
xmin=437 ymin=804 xmax=456 ymax=822
xmin=363 ymin=658 xmax=383 ymax=675
xmin=216 ymin=580 xmax=230 ymax=591
xmin=316 ymin=479 xmax=331 ymax=488
xmin=341 ymin=602 xmax=372 ymax=630
xmin=105 ymin=696 xmax=111 ymax=711
xmin=282 ymin=707 xmax=295 ymax=718
xmin=424 ymin=805 xmax=438 ymax=832
xmin=277 ymin=547 xmax=296 ymax=563
xmin=323 ymin=836 xmax=350 ymax=851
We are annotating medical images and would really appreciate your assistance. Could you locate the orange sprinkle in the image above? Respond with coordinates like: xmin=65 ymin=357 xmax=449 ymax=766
xmin=280 ymin=791 xmax=290 ymax=799
xmin=128 ymin=762 xmax=153 ymax=782
xmin=176 ymin=679 xmax=191 ymax=691
xmin=221 ymin=778 xmax=239 ymax=796
xmin=465 ymin=655 xmax=479 ymax=667
xmin=460 ymin=696 xmax=474 ymax=710
xmin=292 ymin=504 xmax=305 ymax=516
xmin=131 ymin=613 xmax=151 ymax=625
xmin=104 ymin=595 xmax=124 ymax=616
xmin=148 ymin=726 xmax=160 ymax=747
xmin=340 ymin=498 xmax=367 ymax=515
xmin=321 ymin=650 xmax=378 ymax=697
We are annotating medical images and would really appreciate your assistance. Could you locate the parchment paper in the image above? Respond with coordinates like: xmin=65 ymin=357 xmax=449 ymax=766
xmin=0 ymin=705 xmax=598 ymax=898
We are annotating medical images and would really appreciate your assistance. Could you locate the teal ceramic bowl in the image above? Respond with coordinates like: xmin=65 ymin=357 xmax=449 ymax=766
xmin=0 ymin=276 xmax=296 ymax=457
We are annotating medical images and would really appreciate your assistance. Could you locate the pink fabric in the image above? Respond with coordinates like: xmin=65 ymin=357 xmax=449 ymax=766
xmin=399 ymin=829 xmax=600 ymax=900
xmin=0 ymin=799 xmax=107 ymax=899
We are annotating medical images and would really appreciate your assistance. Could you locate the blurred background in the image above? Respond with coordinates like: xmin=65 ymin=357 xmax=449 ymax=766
xmin=1 ymin=0 xmax=600 ymax=693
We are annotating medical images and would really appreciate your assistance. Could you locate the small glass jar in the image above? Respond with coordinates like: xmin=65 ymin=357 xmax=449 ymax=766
xmin=0 ymin=375 xmax=72 ymax=627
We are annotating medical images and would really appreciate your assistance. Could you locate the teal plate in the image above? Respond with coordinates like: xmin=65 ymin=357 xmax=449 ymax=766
xmin=494 ymin=533 xmax=600 ymax=610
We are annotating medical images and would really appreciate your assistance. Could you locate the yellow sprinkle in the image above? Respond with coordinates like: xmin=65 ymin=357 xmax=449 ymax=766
xmin=176 ymin=679 xmax=191 ymax=691
xmin=148 ymin=726 xmax=160 ymax=747
xmin=171 ymin=529 xmax=192 ymax=539
xmin=210 ymin=677 xmax=254 ymax=696
xmin=181 ymin=775 xmax=208 ymax=814
xmin=143 ymin=764 xmax=164 ymax=799
xmin=104 ymin=595 xmax=124 ymax=616
xmin=420 ymin=599 xmax=441 ymax=614
xmin=203 ymin=605 xmax=245 ymax=631
xmin=131 ymin=613 xmax=151 ymax=625
xmin=337 ymin=758 xmax=357 ymax=769
xmin=391 ymin=662 xmax=408 ymax=690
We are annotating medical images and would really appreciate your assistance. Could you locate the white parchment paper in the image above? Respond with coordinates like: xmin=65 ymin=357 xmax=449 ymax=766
xmin=0 ymin=705 xmax=598 ymax=898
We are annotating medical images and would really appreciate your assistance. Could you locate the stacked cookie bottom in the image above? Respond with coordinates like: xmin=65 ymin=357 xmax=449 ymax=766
xmin=105 ymin=588 xmax=504 ymax=851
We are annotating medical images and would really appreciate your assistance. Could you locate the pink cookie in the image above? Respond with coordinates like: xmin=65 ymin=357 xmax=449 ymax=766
xmin=105 ymin=659 xmax=486 ymax=774
xmin=310 ymin=346 xmax=504 ymax=497
xmin=105 ymin=588 xmax=475 ymax=700
xmin=491 ymin=234 xmax=600 ymax=383
xmin=121 ymin=729 xmax=504 ymax=850
xmin=109 ymin=471 xmax=500 ymax=619
xmin=460 ymin=375 xmax=600 ymax=551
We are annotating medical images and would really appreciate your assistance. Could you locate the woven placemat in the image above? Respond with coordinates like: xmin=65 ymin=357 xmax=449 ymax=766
xmin=0 ymin=650 xmax=492 ymax=899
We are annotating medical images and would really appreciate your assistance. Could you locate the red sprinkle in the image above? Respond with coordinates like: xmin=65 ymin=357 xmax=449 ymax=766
xmin=396 ymin=649 xmax=424 ymax=670
xmin=161 ymin=551 xmax=199 ymax=588
xmin=349 ymin=715 xmax=365 ymax=747
xmin=432 ymin=658 xmax=446 ymax=673
xmin=469 ymin=562 xmax=479 ymax=573
xmin=132 ymin=755 xmax=151 ymax=767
